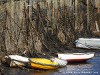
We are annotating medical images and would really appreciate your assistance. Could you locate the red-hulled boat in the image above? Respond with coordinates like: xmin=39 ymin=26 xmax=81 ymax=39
xmin=58 ymin=53 xmax=95 ymax=63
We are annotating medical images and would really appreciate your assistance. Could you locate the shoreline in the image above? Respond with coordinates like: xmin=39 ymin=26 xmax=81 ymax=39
xmin=0 ymin=48 xmax=100 ymax=74
xmin=0 ymin=47 xmax=100 ymax=61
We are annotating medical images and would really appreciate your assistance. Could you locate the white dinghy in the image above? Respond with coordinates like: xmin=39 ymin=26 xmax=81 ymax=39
xmin=5 ymin=55 xmax=29 ymax=63
xmin=58 ymin=52 xmax=95 ymax=63
xmin=4 ymin=55 xmax=29 ymax=67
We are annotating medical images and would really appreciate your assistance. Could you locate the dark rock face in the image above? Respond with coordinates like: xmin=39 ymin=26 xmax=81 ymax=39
xmin=0 ymin=52 xmax=6 ymax=66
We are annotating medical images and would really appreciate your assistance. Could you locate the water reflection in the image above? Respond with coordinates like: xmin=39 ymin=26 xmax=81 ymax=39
xmin=58 ymin=62 xmax=94 ymax=74
xmin=2 ymin=66 xmax=58 ymax=75
xmin=57 ymin=57 xmax=100 ymax=75
xmin=67 ymin=62 xmax=93 ymax=69
xmin=2 ymin=68 xmax=30 ymax=75
xmin=29 ymin=70 xmax=57 ymax=75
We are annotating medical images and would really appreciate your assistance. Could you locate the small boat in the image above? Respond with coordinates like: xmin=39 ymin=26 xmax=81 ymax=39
xmin=29 ymin=58 xmax=59 ymax=70
xmin=4 ymin=55 xmax=67 ymax=69
xmin=58 ymin=53 xmax=95 ymax=62
xmin=75 ymin=38 xmax=100 ymax=49
xmin=9 ymin=60 xmax=26 ymax=67
xmin=4 ymin=55 xmax=29 ymax=67
xmin=5 ymin=55 xmax=29 ymax=63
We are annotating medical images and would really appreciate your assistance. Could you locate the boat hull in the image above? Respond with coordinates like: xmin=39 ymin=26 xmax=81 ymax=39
xmin=29 ymin=58 xmax=59 ymax=70
xmin=75 ymin=38 xmax=100 ymax=49
xmin=3 ymin=55 xmax=29 ymax=67
xmin=10 ymin=60 xmax=26 ymax=67
xmin=5 ymin=55 xmax=29 ymax=63
xmin=65 ymin=58 xmax=89 ymax=62
xmin=58 ymin=53 xmax=94 ymax=63
xmin=30 ymin=62 xmax=58 ymax=70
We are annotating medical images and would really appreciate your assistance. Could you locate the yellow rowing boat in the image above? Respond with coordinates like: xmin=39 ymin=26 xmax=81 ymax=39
xmin=29 ymin=58 xmax=59 ymax=70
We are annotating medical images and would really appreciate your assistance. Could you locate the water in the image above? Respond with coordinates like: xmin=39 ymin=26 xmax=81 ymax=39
xmin=1 ymin=53 xmax=100 ymax=75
